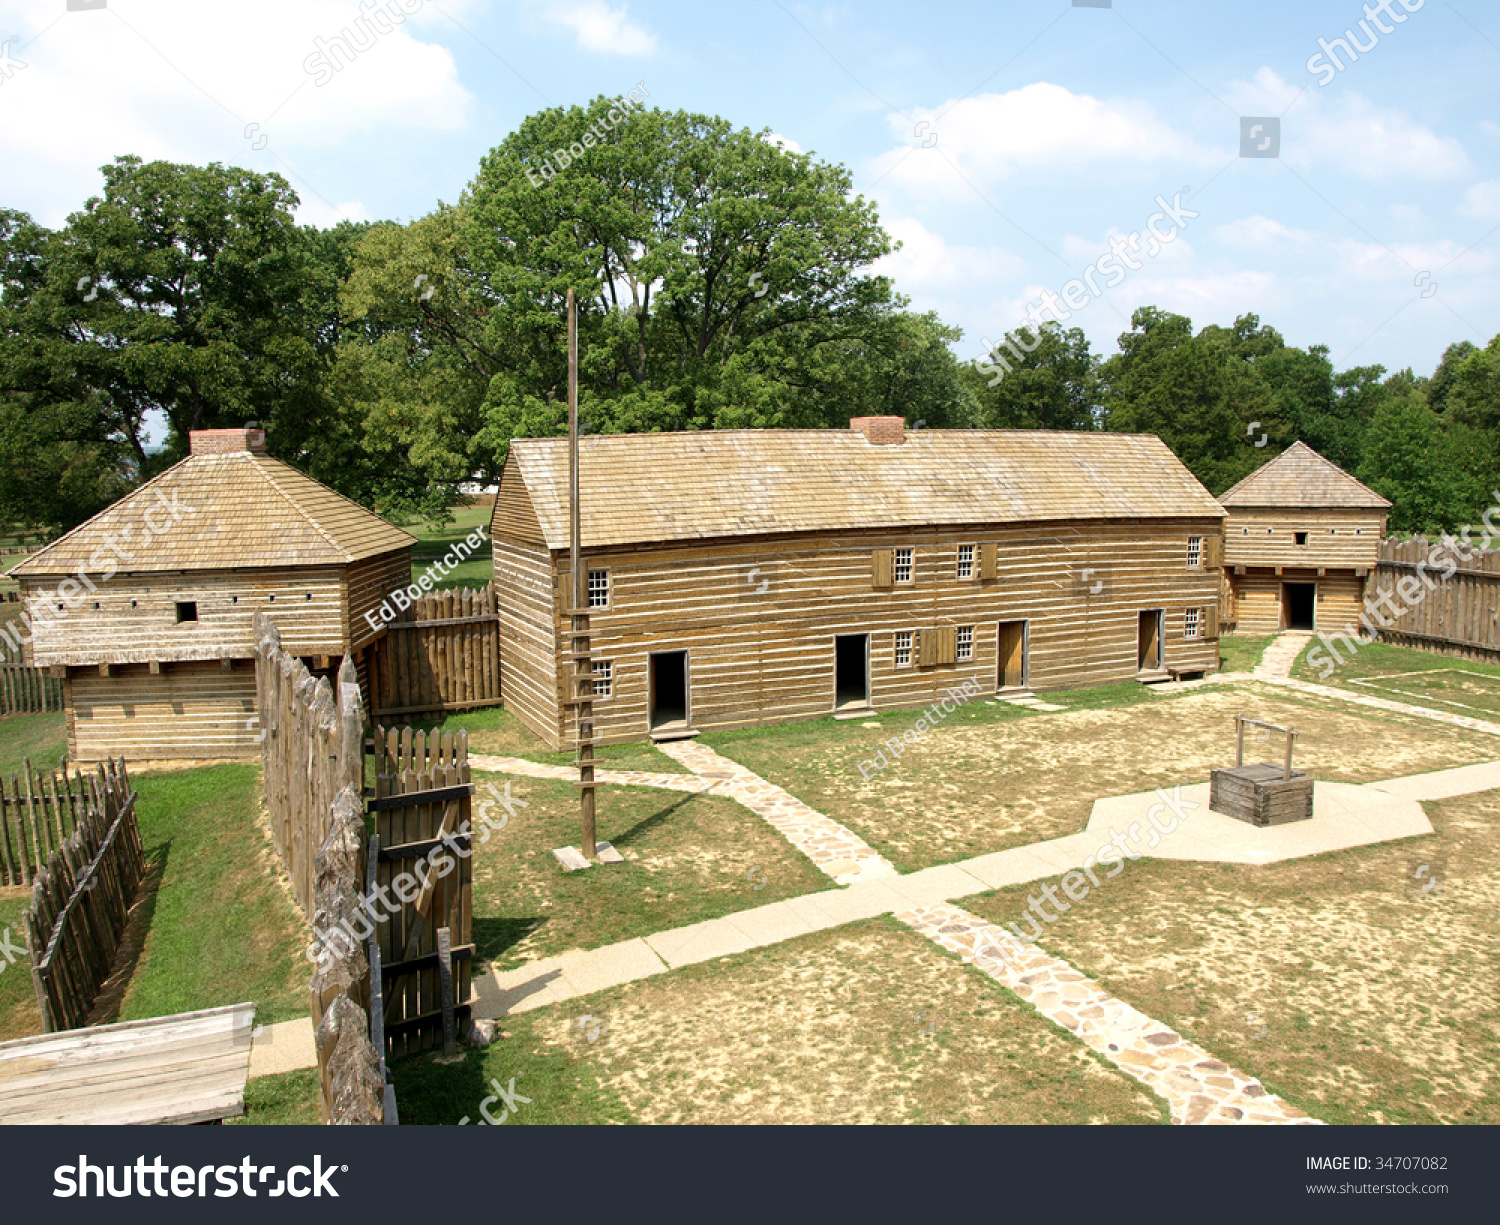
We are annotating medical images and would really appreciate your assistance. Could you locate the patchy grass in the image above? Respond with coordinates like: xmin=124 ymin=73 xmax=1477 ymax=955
xmin=413 ymin=704 xmax=691 ymax=773
xmin=703 ymin=682 xmax=1498 ymax=872
xmin=1218 ymin=633 xmax=1278 ymax=674
xmin=963 ymin=788 xmax=1500 ymax=1125
xmin=1294 ymin=640 xmax=1500 ymax=718
xmin=228 ymin=1069 xmax=322 ymax=1126
xmin=470 ymin=772 xmax=828 ymax=970
xmin=398 ymin=918 xmax=1166 ymax=1124
xmin=0 ymin=710 xmax=67 ymax=780
xmin=0 ymin=885 xmax=37 ymax=1041
xmin=112 ymin=764 xmax=308 ymax=1029
xmin=408 ymin=500 xmax=493 ymax=592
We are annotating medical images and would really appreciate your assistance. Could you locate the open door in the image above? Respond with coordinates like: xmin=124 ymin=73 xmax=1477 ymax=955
xmin=1282 ymin=582 xmax=1315 ymax=631
xmin=996 ymin=621 xmax=1027 ymax=690
xmin=648 ymin=650 xmax=690 ymax=735
xmin=1137 ymin=610 xmax=1162 ymax=672
xmin=834 ymin=634 xmax=870 ymax=709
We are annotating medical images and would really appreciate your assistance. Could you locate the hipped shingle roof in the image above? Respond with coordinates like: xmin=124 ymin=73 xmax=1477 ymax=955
xmin=1218 ymin=441 xmax=1391 ymax=510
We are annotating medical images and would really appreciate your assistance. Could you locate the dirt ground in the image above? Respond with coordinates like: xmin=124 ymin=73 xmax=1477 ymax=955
xmin=718 ymin=682 xmax=1499 ymax=871
xmin=517 ymin=918 xmax=1166 ymax=1125
xmin=965 ymin=788 xmax=1500 ymax=1124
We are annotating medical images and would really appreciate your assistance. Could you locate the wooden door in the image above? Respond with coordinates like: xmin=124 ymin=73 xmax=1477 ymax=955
xmin=996 ymin=621 xmax=1026 ymax=689
xmin=1137 ymin=610 xmax=1161 ymax=671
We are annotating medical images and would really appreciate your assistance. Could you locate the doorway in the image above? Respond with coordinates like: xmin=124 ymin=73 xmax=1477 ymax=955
xmin=1137 ymin=610 xmax=1163 ymax=672
xmin=1283 ymin=582 xmax=1316 ymax=631
xmin=648 ymin=650 xmax=689 ymax=732
xmin=834 ymin=634 xmax=870 ymax=709
xmin=996 ymin=621 xmax=1028 ymax=690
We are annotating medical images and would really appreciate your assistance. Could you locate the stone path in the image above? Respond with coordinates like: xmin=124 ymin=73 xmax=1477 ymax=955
xmin=654 ymin=739 xmax=899 ymax=886
xmin=898 ymin=903 xmax=1315 ymax=1125
xmin=1253 ymin=631 xmax=1314 ymax=679
xmin=1260 ymin=675 xmax=1500 ymax=737
xmin=468 ymin=752 xmax=721 ymax=795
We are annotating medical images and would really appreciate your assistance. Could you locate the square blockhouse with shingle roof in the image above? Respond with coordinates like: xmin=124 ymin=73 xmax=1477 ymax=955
xmin=9 ymin=427 xmax=414 ymax=761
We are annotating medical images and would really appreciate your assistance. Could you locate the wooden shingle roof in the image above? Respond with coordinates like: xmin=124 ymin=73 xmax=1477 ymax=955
xmin=510 ymin=429 xmax=1225 ymax=550
xmin=1218 ymin=441 xmax=1391 ymax=510
xmin=11 ymin=451 xmax=415 ymax=577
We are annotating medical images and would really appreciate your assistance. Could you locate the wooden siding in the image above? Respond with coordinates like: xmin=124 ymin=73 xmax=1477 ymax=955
xmin=1222 ymin=508 xmax=1386 ymax=569
xmin=67 ymin=662 xmax=260 ymax=761
xmin=505 ymin=518 xmax=1223 ymax=748
xmin=490 ymin=457 xmax=546 ymax=546
xmin=1227 ymin=570 xmax=1366 ymax=634
xmin=346 ymin=549 xmax=412 ymax=652
xmin=20 ymin=567 xmax=349 ymax=667
xmin=494 ymin=540 xmax=561 ymax=744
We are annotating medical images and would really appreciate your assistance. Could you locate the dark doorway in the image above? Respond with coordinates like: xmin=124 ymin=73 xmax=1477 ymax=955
xmin=1283 ymin=583 xmax=1316 ymax=631
xmin=1137 ymin=610 xmax=1162 ymax=672
xmin=649 ymin=650 xmax=689 ymax=732
xmin=834 ymin=634 xmax=870 ymax=709
xmin=996 ymin=621 xmax=1027 ymax=690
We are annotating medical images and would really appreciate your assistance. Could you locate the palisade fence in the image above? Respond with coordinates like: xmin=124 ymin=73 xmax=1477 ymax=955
xmin=1374 ymin=538 xmax=1500 ymax=663
xmin=23 ymin=759 xmax=146 ymax=1033
xmin=253 ymin=614 xmax=393 ymax=1125
xmin=1 ymin=759 xmax=97 ymax=887
xmin=368 ymin=585 xmax=502 ymax=719
xmin=0 ymin=663 xmax=64 ymax=717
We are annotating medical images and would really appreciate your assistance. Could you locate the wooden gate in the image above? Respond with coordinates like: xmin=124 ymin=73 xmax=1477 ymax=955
xmin=369 ymin=727 xmax=474 ymax=1060
xmin=368 ymin=586 xmax=502 ymax=718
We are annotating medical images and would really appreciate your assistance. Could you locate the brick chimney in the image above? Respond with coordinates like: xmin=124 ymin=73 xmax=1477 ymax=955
xmin=190 ymin=424 xmax=267 ymax=456
xmin=850 ymin=416 xmax=906 ymax=445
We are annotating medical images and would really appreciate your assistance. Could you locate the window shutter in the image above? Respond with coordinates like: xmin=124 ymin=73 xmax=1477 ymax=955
xmin=917 ymin=629 xmax=936 ymax=668
xmin=936 ymin=627 xmax=957 ymax=666
xmin=1204 ymin=604 xmax=1219 ymax=640
xmin=873 ymin=549 xmax=894 ymax=590
xmin=1206 ymin=535 xmax=1224 ymax=569
xmin=980 ymin=543 xmax=998 ymax=581
xmin=558 ymin=572 xmax=573 ymax=616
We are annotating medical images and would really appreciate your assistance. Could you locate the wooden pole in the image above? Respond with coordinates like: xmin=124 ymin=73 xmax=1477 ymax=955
xmin=567 ymin=288 xmax=598 ymax=859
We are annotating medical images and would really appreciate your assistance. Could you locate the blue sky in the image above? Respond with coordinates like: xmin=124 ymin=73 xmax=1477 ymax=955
xmin=2 ymin=0 xmax=1498 ymax=380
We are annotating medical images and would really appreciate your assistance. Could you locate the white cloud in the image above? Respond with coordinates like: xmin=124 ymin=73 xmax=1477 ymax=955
xmin=866 ymin=83 xmax=1211 ymax=198
xmin=1459 ymin=181 xmax=1500 ymax=221
xmin=1231 ymin=67 xmax=1470 ymax=181
xmin=542 ymin=1 xmax=658 ymax=56
xmin=1214 ymin=216 xmax=1315 ymax=247
xmin=0 ymin=0 xmax=473 ymax=194
xmin=763 ymin=132 xmax=804 ymax=155
xmin=871 ymin=216 xmax=1023 ymax=294
xmin=294 ymin=198 xmax=371 ymax=229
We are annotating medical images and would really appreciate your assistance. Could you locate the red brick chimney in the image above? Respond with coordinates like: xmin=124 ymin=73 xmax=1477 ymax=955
xmin=850 ymin=416 xmax=906 ymax=445
xmin=190 ymin=425 xmax=267 ymax=456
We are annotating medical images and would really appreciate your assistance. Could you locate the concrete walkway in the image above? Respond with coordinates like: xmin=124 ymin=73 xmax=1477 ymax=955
xmin=1254 ymin=631 xmax=1314 ymax=679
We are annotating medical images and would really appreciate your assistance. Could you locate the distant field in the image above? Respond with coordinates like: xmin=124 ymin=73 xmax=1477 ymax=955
xmin=408 ymin=499 xmax=493 ymax=591
xmin=1293 ymin=640 xmax=1500 ymax=719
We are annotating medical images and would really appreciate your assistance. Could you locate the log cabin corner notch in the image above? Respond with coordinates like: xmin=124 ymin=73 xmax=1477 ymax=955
xmin=1217 ymin=441 xmax=1391 ymax=634
xmin=489 ymin=419 xmax=1229 ymax=749
xmin=9 ymin=425 xmax=416 ymax=762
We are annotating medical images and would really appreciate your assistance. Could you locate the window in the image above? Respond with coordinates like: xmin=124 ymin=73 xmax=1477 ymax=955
xmin=894 ymin=547 xmax=914 ymax=584
xmin=1186 ymin=536 xmax=1202 ymax=567
xmin=895 ymin=631 xmax=913 ymax=667
xmin=175 ymin=601 xmax=198 ymax=624
xmin=956 ymin=544 xmax=975 ymax=580
xmin=956 ymin=625 xmax=973 ymax=660
xmin=1185 ymin=608 xmax=1200 ymax=639
xmin=587 ymin=569 xmax=609 ymax=608
xmin=1294 ymin=531 xmax=1308 ymax=546
xmin=591 ymin=660 xmax=613 ymax=697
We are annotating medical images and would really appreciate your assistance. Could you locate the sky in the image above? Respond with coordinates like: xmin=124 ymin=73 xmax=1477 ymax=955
xmin=1 ymin=0 xmax=1498 ymax=381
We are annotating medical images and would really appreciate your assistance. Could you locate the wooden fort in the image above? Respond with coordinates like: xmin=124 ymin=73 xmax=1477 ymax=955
xmin=1219 ymin=441 xmax=1390 ymax=635
xmin=9 ymin=427 xmax=414 ymax=761
xmin=492 ymin=416 xmax=1229 ymax=749
xmin=1209 ymin=715 xmax=1313 ymax=826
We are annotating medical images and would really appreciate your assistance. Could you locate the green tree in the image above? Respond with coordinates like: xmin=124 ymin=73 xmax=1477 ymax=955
xmin=1358 ymin=396 xmax=1481 ymax=533
xmin=965 ymin=323 xmax=1099 ymax=430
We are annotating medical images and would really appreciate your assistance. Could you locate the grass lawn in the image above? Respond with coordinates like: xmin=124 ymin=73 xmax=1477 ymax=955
xmin=395 ymin=917 xmax=1167 ymax=1124
xmin=413 ymin=704 xmax=691 ymax=773
xmin=0 ymin=710 xmax=67 ymax=780
xmin=963 ymin=787 xmax=1500 ymax=1125
xmin=408 ymin=499 xmax=493 ymax=592
xmin=1218 ymin=633 xmax=1278 ymax=674
xmin=229 ymin=1069 xmax=322 ymax=1125
xmin=1293 ymin=640 xmax=1500 ymax=719
xmin=470 ymin=771 xmax=829 ymax=970
xmin=701 ymin=681 xmax=1500 ymax=873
